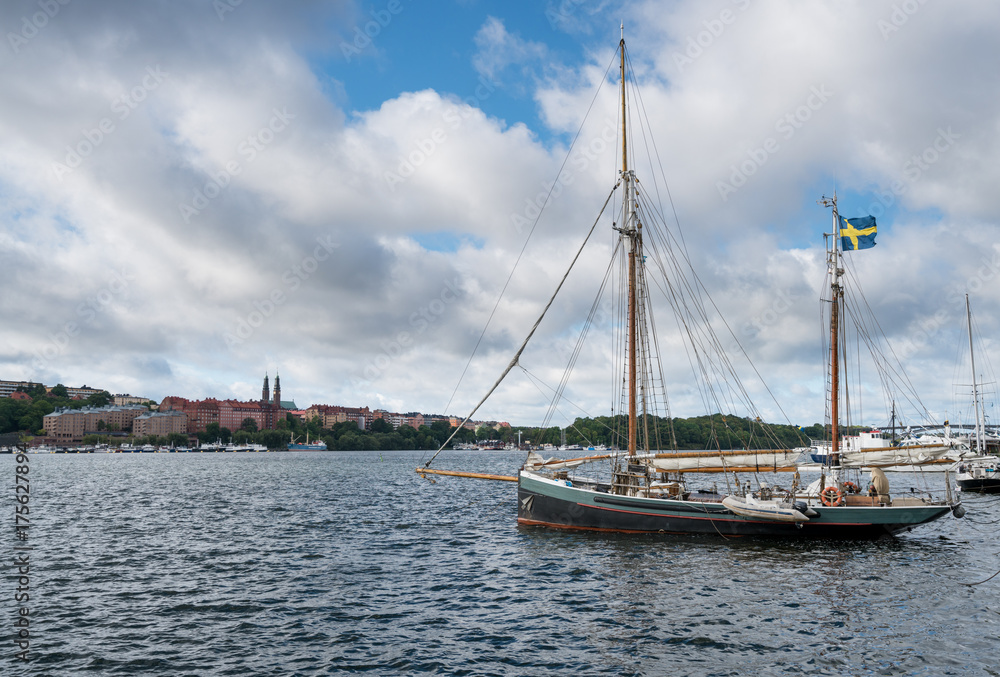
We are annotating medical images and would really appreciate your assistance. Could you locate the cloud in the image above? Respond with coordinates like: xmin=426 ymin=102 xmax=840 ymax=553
xmin=472 ymin=16 xmax=548 ymax=86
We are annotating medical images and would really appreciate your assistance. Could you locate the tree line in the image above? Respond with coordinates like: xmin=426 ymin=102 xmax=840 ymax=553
xmin=3 ymin=384 xmax=840 ymax=452
xmin=0 ymin=384 xmax=117 ymax=436
xmin=486 ymin=414 xmax=827 ymax=451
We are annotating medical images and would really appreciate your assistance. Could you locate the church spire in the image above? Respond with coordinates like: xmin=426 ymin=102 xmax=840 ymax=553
xmin=262 ymin=373 xmax=270 ymax=403
xmin=273 ymin=372 xmax=281 ymax=408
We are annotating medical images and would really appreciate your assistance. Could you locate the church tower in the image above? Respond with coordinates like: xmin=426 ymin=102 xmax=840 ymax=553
xmin=262 ymin=373 xmax=270 ymax=403
xmin=273 ymin=372 xmax=281 ymax=409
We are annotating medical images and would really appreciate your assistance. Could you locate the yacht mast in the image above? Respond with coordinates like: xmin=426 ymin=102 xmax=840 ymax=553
xmin=820 ymin=194 xmax=842 ymax=466
xmin=966 ymin=294 xmax=984 ymax=454
xmin=621 ymin=28 xmax=638 ymax=458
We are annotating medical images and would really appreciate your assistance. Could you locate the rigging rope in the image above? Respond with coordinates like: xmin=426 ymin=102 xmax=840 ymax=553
xmin=422 ymin=185 xmax=619 ymax=468
xmin=442 ymin=48 xmax=621 ymax=416
xmin=539 ymin=238 xmax=622 ymax=431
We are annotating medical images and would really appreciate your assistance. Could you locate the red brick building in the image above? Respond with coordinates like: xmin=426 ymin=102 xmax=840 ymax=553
xmin=160 ymin=374 xmax=286 ymax=433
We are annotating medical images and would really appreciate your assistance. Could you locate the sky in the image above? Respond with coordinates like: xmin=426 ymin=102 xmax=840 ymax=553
xmin=1 ymin=0 xmax=999 ymax=431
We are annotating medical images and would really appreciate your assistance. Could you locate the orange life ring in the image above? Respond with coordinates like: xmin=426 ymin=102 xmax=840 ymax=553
xmin=843 ymin=481 xmax=859 ymax=494
xmin=820 ymin=486 xmax=844 ymax=506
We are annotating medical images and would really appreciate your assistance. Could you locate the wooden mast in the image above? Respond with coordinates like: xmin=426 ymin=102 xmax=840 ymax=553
xmin=820 ymin=194 xmax=842 ymax=466
xmin=621 ymin=28 xmax=637 ymax=458
xmin=966 ymin=294 xmax=984 ymax=455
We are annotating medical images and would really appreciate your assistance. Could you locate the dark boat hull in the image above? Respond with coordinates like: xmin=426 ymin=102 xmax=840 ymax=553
xmin=957 ymin=478 xmax=1000 ymax=493
xmin=517 ymin=472 xmax=953 ymax=538
xmin=956 ymin=461 xmax=1000 ymax=493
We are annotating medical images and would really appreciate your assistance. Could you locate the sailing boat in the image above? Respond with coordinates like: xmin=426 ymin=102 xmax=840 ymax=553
xmin=799 ymin=226 xmax=968 ymax=472
xmin=418 ymin=32 xmax=963 ymax=536
xmin=956 ymin=295 xmax=1000 ymax=492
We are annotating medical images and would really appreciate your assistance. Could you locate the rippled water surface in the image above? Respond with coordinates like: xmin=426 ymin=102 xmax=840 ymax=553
xmin=5 ymin=450 xmax=1000 ymax=675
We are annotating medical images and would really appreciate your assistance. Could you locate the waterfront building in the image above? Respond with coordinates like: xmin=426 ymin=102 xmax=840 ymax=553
xmin=159 ymin=397 xmax=219 ymax=432
xmin=219 ymin=399 xmax=270 ymax=431
xmin=372 ymin=410 xmax=426 ymax=430
xmin=64 ymin=386 xmax=104 ymax=399
xmin=133 ymin=410 xmax=188 ymax=437
xmin=113 ymin=393 xmax=154 ymax=407
xmin=401 ymin=412 xmax=425 ymax=429
xmin=42 ymin=405 xmax=148 ymax=443
xmin=159 ymin=373 xmax=286 ymax=433
xmin=0 ymin=379 xmax=43 ymax=397
xmin=305 ymin=404 xmax=371 ymax=430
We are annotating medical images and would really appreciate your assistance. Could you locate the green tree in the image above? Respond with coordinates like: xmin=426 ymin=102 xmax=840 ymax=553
xmin=51 ymin=383 xmax=69 ymax=398
xmin=18 ymin=413 xmax=40 ymax=432
xmin=86 ymin=390 xmax=113 ymax=407
xmin=284 ymin=413 xmax=302 ymax=433
xmin=370 ymin=418 xmax=393 ymax=434
xmin=201 ymin=422 xmax=222 ymax=443
xmin=97 ymin=419 xmax=107 ymax=431
xmin=32 ymin=399 xmax=55 ymax=416
xmin=18 ymin=383 xmax=47 ymax=398
xmin=332 ymin=421 xmax=358 ymax=437
xmin=240 ymin=417 xmax=259 ymax=433
xmin=260 ymin=430 xmax=288 ymax=450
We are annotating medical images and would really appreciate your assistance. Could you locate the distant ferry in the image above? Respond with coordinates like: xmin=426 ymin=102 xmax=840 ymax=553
xmin=288 ymin=433 xmax=327 ymax=451
xmin=288 ymin=441 xmax=327 ymax=450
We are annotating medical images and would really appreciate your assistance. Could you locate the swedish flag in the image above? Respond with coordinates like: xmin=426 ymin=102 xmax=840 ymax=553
xmin=840 ymin=216 xmax=877 ymax=251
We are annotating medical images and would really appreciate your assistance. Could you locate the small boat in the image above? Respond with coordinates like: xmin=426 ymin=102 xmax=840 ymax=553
xmin=955 ymin=295 xmax=1000 ymax=492
xmin=956 ymin=457 xmax=1000 ymax=492
xmin=721 ymin=493 xmax=812 ymax=523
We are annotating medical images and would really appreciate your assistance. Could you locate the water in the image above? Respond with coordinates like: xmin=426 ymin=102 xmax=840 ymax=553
xmin=5 ymin=450 xmax=1000 ymax=675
